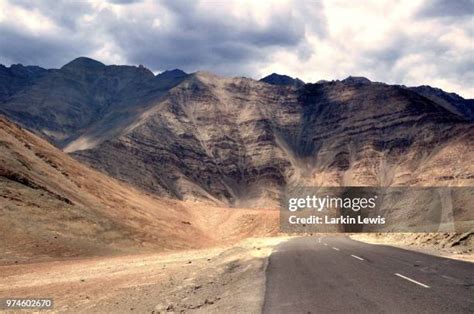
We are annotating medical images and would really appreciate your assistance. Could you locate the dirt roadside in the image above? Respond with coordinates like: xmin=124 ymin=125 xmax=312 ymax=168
xmin=0 ymin=237 xmax=290 ymax=313
xmin=350 ymin=232 xmax=474 ymax=262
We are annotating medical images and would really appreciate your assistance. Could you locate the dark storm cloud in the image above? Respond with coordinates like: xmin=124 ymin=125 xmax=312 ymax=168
xmin=0 ymin=0 xmax=97 ymax=67
xmin=0 ymin=0 xmax=324 ymax=76
xmin=0 ymin=24 xmax=93 ymax=68
xmin=417 ymin=0 xmax=474 ymax=18
xmin=106 ymin=0 xmax=322 ymax=75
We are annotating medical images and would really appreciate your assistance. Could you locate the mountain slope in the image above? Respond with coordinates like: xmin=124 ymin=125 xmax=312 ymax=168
xmin=73 ymin=72 xmax=474 ymax=207
xmin=409 ymin=85 xmax=474 ymax=121
xmin=0 ymin=115 xmax=212 ymax=263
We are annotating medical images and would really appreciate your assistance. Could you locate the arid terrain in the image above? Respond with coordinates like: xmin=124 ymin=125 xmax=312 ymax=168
xmin=0 ymin=237 xmax=290 ymax=313
xmin=0 ymin=116 xmax=278 ymax=266
xmin=0 ymin=58 xmax=473 ymax=313
xmin=0 ymin=115 xmax=281 ymax=312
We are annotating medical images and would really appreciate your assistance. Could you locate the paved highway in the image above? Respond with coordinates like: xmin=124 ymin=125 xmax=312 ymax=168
xmin=263 ymin=236 xmax=474 ymax=314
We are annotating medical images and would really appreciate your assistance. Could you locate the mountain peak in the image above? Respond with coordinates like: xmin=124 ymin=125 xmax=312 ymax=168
xmin=163 ymin=69 xmax=187 ymax=75
xmin=260 ymin=73 xmax=304 ymax=87
xmin=341 ymin=76 xmax=371 ymax=85
xmin=156 ymin=69 xmax=187 ymax=79
xmin=1 ymin=63 xmax=47 ymax=75
xmin=61 ymin=57 xmax=105 ymax=71
xmin=154 ymin=69 xmax=189 ymax=89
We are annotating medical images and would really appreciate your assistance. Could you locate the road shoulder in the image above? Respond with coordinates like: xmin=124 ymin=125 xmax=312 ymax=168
xmin=350 ymin=233 xmax=473 ymax=263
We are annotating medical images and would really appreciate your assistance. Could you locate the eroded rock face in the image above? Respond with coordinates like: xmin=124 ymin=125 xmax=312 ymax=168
xmin=73 ymin=73 xmax=299 ymax=206
xmin=72 ymin=72 xmax=474 ymax=207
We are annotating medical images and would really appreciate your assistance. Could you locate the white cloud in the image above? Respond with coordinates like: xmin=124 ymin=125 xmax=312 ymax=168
xmin=265 ymin=0 xmax=473 ymax=97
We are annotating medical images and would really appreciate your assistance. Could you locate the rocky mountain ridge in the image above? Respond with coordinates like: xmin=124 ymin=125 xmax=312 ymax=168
xmin=0 ymin=57 xmax=473 ymax=207
xmin=74 ymin=72 xmax=473 ymax=207
xmin=0 ymin=57 xmax=189 ymax=150
xmin=0 ymin=64 xmax=50 ymax=102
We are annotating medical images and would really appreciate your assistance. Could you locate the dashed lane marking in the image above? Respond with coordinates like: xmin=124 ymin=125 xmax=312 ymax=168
xmin=395 ymin=273 xmax=430 ymax=288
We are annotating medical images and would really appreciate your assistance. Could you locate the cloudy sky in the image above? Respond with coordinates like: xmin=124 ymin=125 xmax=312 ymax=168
xmin=0 ymin=0 xmax=472 ymax=97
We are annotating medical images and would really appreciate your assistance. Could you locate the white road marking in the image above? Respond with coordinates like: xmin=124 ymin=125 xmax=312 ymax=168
xmin=323 ymin=243 xmax=328 ymax=246
xmin=332 ymin=247 xmax=340 ymax=251
xmin=395 ymin=273 xmax=430 ymax=288
xmin=318 ymin=238 xmax=321 ymax=243
xmin=351 ymin=255 xmax=364 ymax=261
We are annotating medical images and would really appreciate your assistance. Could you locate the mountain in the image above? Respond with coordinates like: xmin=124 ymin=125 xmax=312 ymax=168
xmin=0 ymin=58 xmax=473 ymax=208
xmin=0 ymin=57 xmax=188 ymax=151
xmin=260 ymin=73 xmax=304 ymax=87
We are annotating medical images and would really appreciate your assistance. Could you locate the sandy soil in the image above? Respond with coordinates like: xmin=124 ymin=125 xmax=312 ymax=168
xmin=0 ymin=237 xmax=290 ymax=313
xmin=351 ymin=232 xmax=474 ymax=262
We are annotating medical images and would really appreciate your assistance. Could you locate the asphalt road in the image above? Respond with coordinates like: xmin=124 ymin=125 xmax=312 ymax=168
xmin=263 ymin=236 xmax=474 ymax=314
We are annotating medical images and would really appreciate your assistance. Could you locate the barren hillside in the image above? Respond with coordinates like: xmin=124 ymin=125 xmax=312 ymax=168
xmin=0 ymin=117 xmax=278 ymax=265
xmin=72 ymin=72 xmax=474 ymax=207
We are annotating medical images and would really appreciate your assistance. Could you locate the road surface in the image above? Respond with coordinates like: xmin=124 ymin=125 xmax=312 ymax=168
xmin=263 ymin=236 xmax=474 ymax=314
